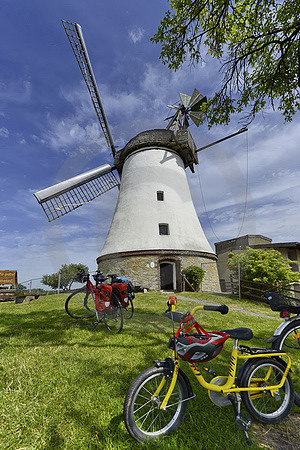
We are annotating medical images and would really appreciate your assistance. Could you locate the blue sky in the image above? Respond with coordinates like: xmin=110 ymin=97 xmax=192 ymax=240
xmin=1 ymin=0 xmax=299 ymax=287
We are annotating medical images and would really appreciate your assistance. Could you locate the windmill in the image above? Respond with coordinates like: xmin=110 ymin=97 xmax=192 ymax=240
xmin=34 ymin=20 xmax=247 ymax=291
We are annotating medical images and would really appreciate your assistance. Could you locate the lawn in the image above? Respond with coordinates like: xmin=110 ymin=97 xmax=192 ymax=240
xmin=0 ymin=292 xmax=299 ymax=449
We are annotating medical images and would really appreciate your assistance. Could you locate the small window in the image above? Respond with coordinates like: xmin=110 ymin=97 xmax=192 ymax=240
xmin=159 ymin=223 xmax=169 ymax=235
xmin=157 ymin=191 xmax=164 ymax=201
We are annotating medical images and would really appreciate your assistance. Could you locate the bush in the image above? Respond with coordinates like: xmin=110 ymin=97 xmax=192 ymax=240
xmin=182 ymin=266 xmax=205 ymax=291
xmin=228 ymin=247 xmax=300 ymax=287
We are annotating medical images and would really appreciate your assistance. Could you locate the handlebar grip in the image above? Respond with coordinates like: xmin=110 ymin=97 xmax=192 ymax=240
xmin=203 ymin=304 xmax=229 ymax=315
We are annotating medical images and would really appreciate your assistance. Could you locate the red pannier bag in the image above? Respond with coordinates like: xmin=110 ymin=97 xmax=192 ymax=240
xmin=95 ymin=283 xmax=112 ymax=312
xmin=112 ymin=282 xmax=129 ymax=307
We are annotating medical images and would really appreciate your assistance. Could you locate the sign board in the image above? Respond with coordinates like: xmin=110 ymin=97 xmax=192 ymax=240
xmin=0 ymin=270 xmax=18 ymax=285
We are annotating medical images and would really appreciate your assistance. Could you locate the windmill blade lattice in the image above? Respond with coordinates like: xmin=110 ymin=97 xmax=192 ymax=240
xmin=62 ymin=20 xmax=116 ymax=156
xmin=34 ymin=164 xmax=119 ymax=222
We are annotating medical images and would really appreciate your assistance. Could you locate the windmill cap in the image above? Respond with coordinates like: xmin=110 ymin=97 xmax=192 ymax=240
xmin=114 ymin=129 xmax=198 ymax=173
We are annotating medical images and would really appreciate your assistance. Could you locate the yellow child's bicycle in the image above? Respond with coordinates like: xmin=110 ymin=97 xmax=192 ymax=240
xmin=123 ymin=297 xmax=294 ymax=445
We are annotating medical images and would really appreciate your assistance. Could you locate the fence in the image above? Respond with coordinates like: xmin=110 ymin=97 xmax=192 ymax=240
xmin=0 ymin=276 xmax=72 ymax=304
xmin=230 ymin=277 xmax=300 ymax=302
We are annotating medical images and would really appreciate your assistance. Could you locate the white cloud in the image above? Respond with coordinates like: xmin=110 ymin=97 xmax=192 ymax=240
xmin=128 ymin=26 xmax=144 ymax=43
xmin=0 ymin=79 xmax=31 ymax=103
xmin=0 ymin=187 xmax=112 ymax=283
xmin=0 ymin=127 xmax=9 ymax=138
xmin=37 ymin=61 xmax=217 ymax=155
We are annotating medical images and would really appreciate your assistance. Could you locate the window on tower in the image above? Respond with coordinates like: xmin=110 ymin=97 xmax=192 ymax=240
xmin=157 ymin=191 xmax=164 ymax=201
xmin=159 ymin=223 xmax=169 ymax=235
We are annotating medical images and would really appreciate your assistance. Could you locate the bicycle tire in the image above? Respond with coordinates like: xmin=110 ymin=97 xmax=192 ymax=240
xmin=272 ymin=319 xmax=300 ymax=407
xmin=65 ymin=289 xmax=96 ymax=319
xmin=123 ymin=366 xmax=189 ymax=442
xmin=240 ymin=357 xmax=294 ymax=424
xmin=103 ymin=297 xmax=124 ymax=333
xmin=123 ymin=298 xmax=134 ymax=319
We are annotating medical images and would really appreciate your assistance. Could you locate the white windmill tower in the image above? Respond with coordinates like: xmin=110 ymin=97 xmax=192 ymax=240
xmin=34 ymin=21 xmax=247 ymax=291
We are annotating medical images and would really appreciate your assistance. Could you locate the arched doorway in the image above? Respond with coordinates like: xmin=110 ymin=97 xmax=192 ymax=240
xmin=160 ymin=261 xmax=176 ymax=290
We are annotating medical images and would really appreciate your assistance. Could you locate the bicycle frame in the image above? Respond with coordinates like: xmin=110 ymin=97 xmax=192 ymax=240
xmin=86 ymin=277 xmax=96 ymax=297
xmin=83 ymin=274 xmax=109 ymax=304
xmin=159 ymin=304 xmax=292 ymax=410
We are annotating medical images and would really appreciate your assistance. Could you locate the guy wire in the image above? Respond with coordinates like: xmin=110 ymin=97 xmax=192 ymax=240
xmin=196 ymin=164 xmax=221 ymax=242
xmin=236 ymin=130 xmax=249 ymax=237
xmin=196 ymin=129 xmax=249 ymax=241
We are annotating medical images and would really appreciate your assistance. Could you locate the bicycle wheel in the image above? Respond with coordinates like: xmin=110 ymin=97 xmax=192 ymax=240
xmin=123 ymin=298 xmax=134 ymax=319
xmin=103 ymin=298 xmax=124 ymax=333
xmin=272 ymin=319 xmax=300 ymax=407
xmin=65 ymin=289 xmax=96 ymax=319
xmin=240 ymin=357 xmax=294 ymax=424
xmin=123 ymin=366 xmax=189 ymax=442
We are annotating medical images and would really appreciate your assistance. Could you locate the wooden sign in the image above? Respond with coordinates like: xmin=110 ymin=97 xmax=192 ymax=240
xmin=0 ymin=270 xmax=18 ymax=285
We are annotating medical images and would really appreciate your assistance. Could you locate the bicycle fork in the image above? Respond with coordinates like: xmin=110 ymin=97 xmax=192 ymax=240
xmin=153 ymin=359 xmax=195 ymax=410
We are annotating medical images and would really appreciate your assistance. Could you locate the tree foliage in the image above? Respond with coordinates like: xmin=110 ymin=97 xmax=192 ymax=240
xmin=182 ymin=265 xmax=205 ymax=291
xmin=152 ymin=0 xmax=300 ymax=126
xmin=41 ymin=263 xmax=89 ymax=290
xmin=227 ymin=247 xmax=300 ymax=286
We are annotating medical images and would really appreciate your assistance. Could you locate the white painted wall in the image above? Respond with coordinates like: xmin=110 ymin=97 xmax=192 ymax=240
xmin=99 ymin=146 xmax=214 ymax=256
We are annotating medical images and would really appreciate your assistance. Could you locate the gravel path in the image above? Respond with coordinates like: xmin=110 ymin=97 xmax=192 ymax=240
xmin=176 ymin=295 xmax=280 ymax=320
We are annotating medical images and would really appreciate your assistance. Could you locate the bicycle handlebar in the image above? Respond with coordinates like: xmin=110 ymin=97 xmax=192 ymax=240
xmin=166 ymin=299 xmax=229 ymax=318
xmin=203 ymin=304 xmax=229 ymax=315
xmin=190 ymin=304 xmax=229 ymax=315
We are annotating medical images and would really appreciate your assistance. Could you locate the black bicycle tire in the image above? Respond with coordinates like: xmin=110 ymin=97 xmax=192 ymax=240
xmin=123 ymin=298 xmax=134 ymax=319
xmin=65 ymin=289 xmax=96 ymax=319
xmin=103 ymin=298 xmax=124 ymax=333
xmin=272 ymin=319 xmax=300 ymax=407
xmin=123 ymin=366 xmax=189 ymax=442
xmin=240 ymin=357 xmax=294 ymax=424
xmin=84 ymin=291 xmax=96 ymax=315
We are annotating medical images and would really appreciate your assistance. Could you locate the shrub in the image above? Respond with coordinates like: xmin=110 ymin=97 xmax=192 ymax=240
xmin=182 ymin=266 xmax=205 ymax=291
xmin=228 ymin=247 xmax=300 ymax=287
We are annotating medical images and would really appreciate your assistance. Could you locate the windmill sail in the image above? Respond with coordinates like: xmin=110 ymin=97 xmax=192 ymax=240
xmin=62 ymin=20 xmax=116 ymax=156
xmin=34 ymin=164 xmax=119 ymax=222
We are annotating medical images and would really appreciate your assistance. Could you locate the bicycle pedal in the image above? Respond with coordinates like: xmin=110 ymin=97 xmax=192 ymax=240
xmin=236 ymin=413 xmax=251 ymax=431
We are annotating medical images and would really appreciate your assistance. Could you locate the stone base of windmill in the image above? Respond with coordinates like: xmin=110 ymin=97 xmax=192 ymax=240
xmin=97 ymin=250 xmax=220 ymax=293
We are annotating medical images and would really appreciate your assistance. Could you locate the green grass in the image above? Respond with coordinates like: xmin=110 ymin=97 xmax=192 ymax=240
xmin=0 ymin=292 xmax=299 ymax=449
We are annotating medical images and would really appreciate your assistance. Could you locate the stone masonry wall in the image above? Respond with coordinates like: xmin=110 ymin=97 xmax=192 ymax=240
xmin=180 ymin=256 xmax=220 ymax=292
xmin=98 ymin=253 xmax=220 ymax=292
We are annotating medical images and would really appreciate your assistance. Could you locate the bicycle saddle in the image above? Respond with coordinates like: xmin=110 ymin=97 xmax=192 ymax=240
xmin=221 ymin=327 xmax=253 ymax=340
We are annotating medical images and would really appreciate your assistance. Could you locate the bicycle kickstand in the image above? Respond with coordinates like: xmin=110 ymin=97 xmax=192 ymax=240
xmin=92 ymin=312 xmax=103 ymax=330
xmin=227 ymin=393 xmax=252 ymax=446
xmin=92 ymin=320 xmax=100 ymax=330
